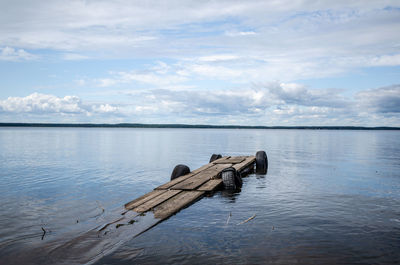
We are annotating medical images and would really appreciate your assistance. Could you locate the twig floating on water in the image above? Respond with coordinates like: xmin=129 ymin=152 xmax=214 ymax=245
xmin=41 ymin=227 xmax=46 ymax=240
xmin=237 ymin=214 xmax=256 ymax=225
xmin=225 ymin=212 xmax=232 ymax=226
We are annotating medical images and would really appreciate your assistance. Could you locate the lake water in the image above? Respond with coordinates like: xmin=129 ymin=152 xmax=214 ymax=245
xmin=0 ymin=127 xmax=399 ymax=264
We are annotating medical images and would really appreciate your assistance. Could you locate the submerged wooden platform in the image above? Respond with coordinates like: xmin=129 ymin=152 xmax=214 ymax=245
xmin=124 ymin=156 xmax=256 ymax=220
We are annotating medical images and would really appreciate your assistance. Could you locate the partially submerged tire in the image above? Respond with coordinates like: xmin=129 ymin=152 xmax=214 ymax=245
xmin=170 ymin=164 xmax=190 ymax=180
xmin=221 ymin=167 xmax=242 ymax=190
xmin=209 ymin=154 xmax=222 ymax=163
xmin=255 ymin=151 xmax=268 ymax=174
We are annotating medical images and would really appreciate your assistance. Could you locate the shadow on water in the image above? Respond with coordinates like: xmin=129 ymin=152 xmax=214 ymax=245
xmin=0 ymin=209 xmax=161 ymax=265
xmin=220 ymin=189 xmax=242 ymax=202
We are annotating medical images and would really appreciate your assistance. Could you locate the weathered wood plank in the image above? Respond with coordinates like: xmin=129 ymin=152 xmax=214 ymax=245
xmin=154 ymin=162 xmax=214 ymax=190
xmin=197 ymin=179 xmax=223 ymax=191
xmin=211 ymin=156 xmax=230 ymax=164
xmin=171 ymin=163 xmax=232 ymax=190
xmin=233 ymin=156 xmax=256 ymax=172
xmin=133 ymin=190 xmax=181 ymax=213
xmin=153 ymin=191 xmax=205 ymax=219
xmin=124 ymin=190 xmax=167 ymax=210
xmin=213 ymin=156 xmax=247 ymax=164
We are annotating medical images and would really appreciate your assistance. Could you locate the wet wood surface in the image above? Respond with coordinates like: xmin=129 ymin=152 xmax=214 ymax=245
xmin=124 ymin=155 xmax=256 ymax=222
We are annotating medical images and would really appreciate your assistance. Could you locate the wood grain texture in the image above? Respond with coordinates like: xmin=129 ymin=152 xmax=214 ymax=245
xmin=133 ymin=190 xmax=181 ymax=213
xmin=233 ymin=156 xmax=256 ymax=172
xmin=124 ymin=190 xmax=167 ymax=210
xmin=197 ymin=179 xmax=223 ymax=191
xmin=170 ymin=163 xmax=232 ymax=190
xmin=154 ymin=163 xmax=214 ymax=190
xmin=213 ymin=156 xmax=247 ymax=164
xmin=211 ymin=156 xmax=230 ymax=164
xmin=153 ymin=191 xmax=205 ymax=219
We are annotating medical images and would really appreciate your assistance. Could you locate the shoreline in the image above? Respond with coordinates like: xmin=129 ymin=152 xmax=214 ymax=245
xmin=0 ymin=123 xmax=399 ymax=130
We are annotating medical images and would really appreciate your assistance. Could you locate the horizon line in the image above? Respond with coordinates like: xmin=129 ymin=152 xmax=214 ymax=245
xmin=0 ymin=123 xmax=399 ymax=130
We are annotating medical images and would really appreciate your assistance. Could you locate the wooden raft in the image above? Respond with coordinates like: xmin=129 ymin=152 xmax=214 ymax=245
xmin=124 ymin=156 xmax=255 ymax=220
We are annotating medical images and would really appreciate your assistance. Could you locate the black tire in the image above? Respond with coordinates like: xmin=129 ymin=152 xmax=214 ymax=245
xmin=255 ymin=151 xmax=268 ymax=174
xmin=170 ymin=164 xmax=190 ymax=180
xmin=209 ymin=154 xmax=222 ymax=163
xmin=221 ymin=167 xmax=242 ymax=190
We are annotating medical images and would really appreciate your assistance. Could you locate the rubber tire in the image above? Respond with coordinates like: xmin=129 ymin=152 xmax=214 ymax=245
xmin=255 ymin=151 xmax=268 ymax=174
xmin=170 ymin=164 xmax=190 ymax=180
xmin=209 ymin=154 xmax=222 ymax=163
xmin=221 ymin=167 xmax=242 ymax=190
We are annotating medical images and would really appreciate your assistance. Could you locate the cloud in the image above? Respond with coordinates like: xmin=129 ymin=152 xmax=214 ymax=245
xmin=0 ymin=93 xmax=85 ymax=114
xmin=0 ymin=93 xmax=122 ymax=117
xmin=0 ymin=83 xmax=399 ymax=126
xmin=0 ymin=46 xmax=36 ymax=61
xmin=368 ymin=54 xmax=400 ymax=67
xmin=0 ymin=1 xmax=399 ymax=76
xmin=225 ymin=31 xmax=257 ymax=37
xmin=62 ymin=53 xmax=89 ymax=61
xmin=356 ymin=85 xmax=400 ymax=113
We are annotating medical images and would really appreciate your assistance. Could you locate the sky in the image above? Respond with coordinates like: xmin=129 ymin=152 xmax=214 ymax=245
xmin=0 ymin=0 xmax=399 ymax=126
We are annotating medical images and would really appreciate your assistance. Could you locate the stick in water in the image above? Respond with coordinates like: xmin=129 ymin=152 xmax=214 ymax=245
xmin=41 ymin=227 xmax=46 ymax=240
xmin=237 ymin=214 xmax=256 ymax=225
xmin=225 ymin=212 xmax=232 ymax=226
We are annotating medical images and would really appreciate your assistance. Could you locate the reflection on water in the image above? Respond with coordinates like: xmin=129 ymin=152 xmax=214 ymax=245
xmin=0 ymin=128 xmax=399 ymax=264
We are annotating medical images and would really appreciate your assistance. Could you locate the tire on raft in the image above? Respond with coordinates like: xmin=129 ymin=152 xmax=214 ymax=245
xmin=221 ymin=167 xmax=242 ymax=190
xmin=170 ymin=164 xmax=190 ymax=180
xmin=255 ymin=151 xmax=268 ymax=174
xmin=209 ymin=154 xmax=222 ymax=163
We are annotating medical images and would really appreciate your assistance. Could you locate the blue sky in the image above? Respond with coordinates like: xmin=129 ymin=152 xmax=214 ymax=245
xmin=0 ymin=0 xmax=399 ymax=126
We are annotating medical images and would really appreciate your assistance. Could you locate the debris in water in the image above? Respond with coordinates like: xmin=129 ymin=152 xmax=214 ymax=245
xmin=237 ymin=214 xmax=256 ymax=225
xmin=41 ymin=227 xmax=46 ymax=240
xmin=225 ymin=212 xmax=232 ymax=226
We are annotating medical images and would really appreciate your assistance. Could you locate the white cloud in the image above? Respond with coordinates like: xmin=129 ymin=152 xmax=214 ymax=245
xmin=91 ymin=104 xmax=119 ymax=114
xmin=198 ymin=54 xmax=240 ymax=62
xmin=0 ymin=93 xmax=85 ymax=114
xmin=63 ymin=53 xmax=89 ymax=61
xmin=368 ymin=54 xmax=400 ymax=67
xmin=0 ymin=84 xmax=399 ymax=126
xmin=0 ymin=93 xmax=123 ymax=117
xmin=225 ymin=31 xmax=257 ymax=37
xmin=0 ymin=47 xmax=36 ymax=61
xmin=356 ymin=85 xmax=400 ymax=113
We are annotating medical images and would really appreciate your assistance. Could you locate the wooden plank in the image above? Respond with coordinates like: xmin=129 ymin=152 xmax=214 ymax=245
xmin=213 ymin=156 xmax=247 ymax=164
xmin=125 ymin=190 xmax=167 ymax=210
xmin=171 ymin=163 xmax=232 ymax=190
xmin=153 ymin=191 xmax=205 ymax=219
xmin=233 ymin=156 xmax=256 ymax=172
xmin=211 ymin=156 xmax=230 ymax=164
xmin=191 ymin=162 xmax=215 ymax=174
xmin=154 ymin=162 xmax=214 ymax=190
xmin=133 ymin=190 xmax=181 ymax=213
xmin=197 ymin=179 xmax=222 ymax=191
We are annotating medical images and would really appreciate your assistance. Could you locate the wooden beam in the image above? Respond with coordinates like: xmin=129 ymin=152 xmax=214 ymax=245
xmin=153 ymin=191 xmax=205 ymax=219
xmin=133 ymin=190 xmax=181 ymax=213
xmin=125 ymin=190 xmax=167 ymax=210
xmin=233 ymin=156 xmax=256 ymax=172
xmin=197 ymin=179 xmax=222 ymax=191
xmin=170 ymin=163 xmax=232 ymax=190
xmin=213 ymin=156 xmax=247 ymax=164
xmin=211 ymin=156 xmax=230 ymax=163
xmin=154 ymin=162 xmax=214 ymax=190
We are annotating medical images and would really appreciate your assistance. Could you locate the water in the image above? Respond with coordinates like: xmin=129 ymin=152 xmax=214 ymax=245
xmin=0 ymin=127 xmax=399 ymax=264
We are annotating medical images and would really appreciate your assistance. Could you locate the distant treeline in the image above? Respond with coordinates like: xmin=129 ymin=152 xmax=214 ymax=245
xmin=0 ymin=123 xmax=399 ymax=130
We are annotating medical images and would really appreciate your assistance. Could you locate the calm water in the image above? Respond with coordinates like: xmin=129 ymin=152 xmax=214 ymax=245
xmin=0 ymin=127 xmax=399 ymax=264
